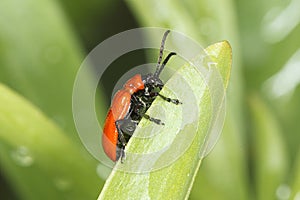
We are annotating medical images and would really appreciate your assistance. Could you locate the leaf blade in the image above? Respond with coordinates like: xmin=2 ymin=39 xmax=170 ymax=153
xmin=98 ymin=41 xmax=232 ymax=200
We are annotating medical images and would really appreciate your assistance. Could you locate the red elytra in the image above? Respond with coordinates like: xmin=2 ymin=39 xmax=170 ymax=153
xmin=102 ymin=74 xmax=144 ymax=161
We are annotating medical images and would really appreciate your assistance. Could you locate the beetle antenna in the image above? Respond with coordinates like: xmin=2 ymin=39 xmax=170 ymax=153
xmin=154 ymin=52 xmax=176 ymax=77
xmin=155 ymin=30 xmax=170 ymax=75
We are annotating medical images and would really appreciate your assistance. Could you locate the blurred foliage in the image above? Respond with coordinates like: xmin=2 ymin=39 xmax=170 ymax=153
xmin=248 ymin=93 xmax=288 ymax=200
xmin=0 ymin=0 xmax=300 ymax=199
xmin=0 ymin=84 xmax=102 ymax=200
xmin=0 ymin=0 xmax=105 ymax=199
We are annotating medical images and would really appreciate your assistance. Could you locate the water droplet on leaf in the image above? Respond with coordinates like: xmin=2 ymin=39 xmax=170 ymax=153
xmin=11 ymin=146 xmax=34 ymax=167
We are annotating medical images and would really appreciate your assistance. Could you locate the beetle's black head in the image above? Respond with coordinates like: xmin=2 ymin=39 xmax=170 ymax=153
xmin=142 ymin=74 xmax=164 ymax=88
xmin=141 ymin=74 xmax=164 ymax=96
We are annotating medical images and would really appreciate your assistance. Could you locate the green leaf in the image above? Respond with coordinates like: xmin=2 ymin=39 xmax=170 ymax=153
xmin=0 ymin=84 xmax=104 ymax=200
xmin=248 ymin=94 xmax=288 ymax=200
xmin=126 ymin=2 xmax=248 ymax=199
xmin=126 ymin=0 xmax=205 ymax=44
xmin=0 ymin=0 xmax=90 ymax=136
xmin=291 ymin=149 xmax=300 ymax=199
xmin=98 ymin=41 xmax=232 ymax=200
xmin=204 ymin=42 xmax=232 ymax=88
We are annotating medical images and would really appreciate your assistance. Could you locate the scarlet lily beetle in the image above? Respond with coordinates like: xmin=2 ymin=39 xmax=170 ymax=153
xmin=102 ymin=30 xmax=181 ymax=162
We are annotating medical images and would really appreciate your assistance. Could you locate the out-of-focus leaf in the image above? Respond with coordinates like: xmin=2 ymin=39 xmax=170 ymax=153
xmin=0 ymin=84 xmax=104 ymax=200
xmin=0 ymin=0 xmax=100 ymax=136
xmin=248 ymin=94 xmax=287 ymax=200
xmin=98 ymin=41 xmax=232 ymax=200
xmin=58 ymin=0 xmax=115 ymax=50
xmin=236 ymin=0 xmax=300 ymax=156
xmin=291 ymin=149 xmax=300 ymax=199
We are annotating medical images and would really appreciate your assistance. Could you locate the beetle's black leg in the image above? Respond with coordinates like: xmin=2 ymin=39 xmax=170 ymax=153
xmin=115 ymin=120 xmax=127 ymax=145
xmin=119 ymin=119 xmax=138 ymax=136
xmin=143 ymin=114 xmax=165 ymax=125
xmin=157 ymin=93 xmax=182 ymax=105
xmin=115 ymin=120 xmax=128 ymax=162
xmin=115 ymin=118 xmax=139 ymax=162
xmin=119 ymin=148 xmax=126 ymax=163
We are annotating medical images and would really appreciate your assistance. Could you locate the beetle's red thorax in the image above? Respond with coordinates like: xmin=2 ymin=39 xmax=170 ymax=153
xmin=110 ymin=74 xmax=144 ymax=120
xmin=123 ymin=74 xmax=144 ymax=94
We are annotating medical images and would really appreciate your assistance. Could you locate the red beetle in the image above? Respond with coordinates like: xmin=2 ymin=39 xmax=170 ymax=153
xmin=102 ymin=30 xmax=181 ymax=162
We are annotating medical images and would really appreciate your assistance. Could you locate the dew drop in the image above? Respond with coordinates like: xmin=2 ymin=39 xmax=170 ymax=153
xmin=276 ymin=184 xmax=291 ymax=200
xmin=54 ymin=177 xmax=72 ymax=191
xmin=11 ymin=146 xmax=34 ymax=167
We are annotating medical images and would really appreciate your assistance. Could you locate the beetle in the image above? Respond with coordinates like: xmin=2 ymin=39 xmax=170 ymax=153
xmin=102 ymin=30 xmax=181 ymax=162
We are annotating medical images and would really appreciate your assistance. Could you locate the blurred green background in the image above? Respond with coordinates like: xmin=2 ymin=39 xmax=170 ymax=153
xmin=1 ymin=0 xmax=300 ymax=199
